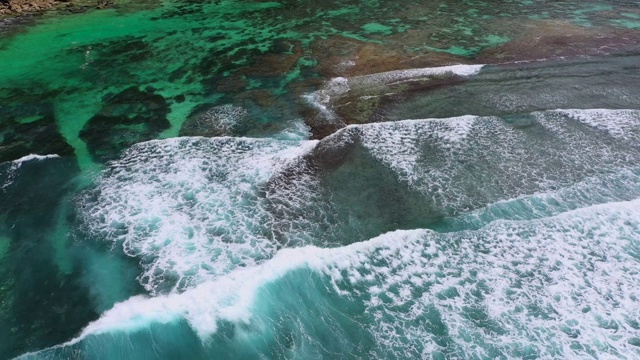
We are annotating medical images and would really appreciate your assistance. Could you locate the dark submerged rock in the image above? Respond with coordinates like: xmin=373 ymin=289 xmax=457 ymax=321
xmin=238 ymin=39 xmax=303 ymax=77
xmin=67 ymin=36 xmax=152 ymax=83
xmin=0 ymin=100 xmax=74 ymax=163
xmin=309 ymin=35 xmax=469 ymax=78
xmin=79 ymin=86 xmax=171 ymax=162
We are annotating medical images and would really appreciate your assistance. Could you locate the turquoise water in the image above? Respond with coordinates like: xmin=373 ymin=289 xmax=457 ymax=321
xmin=2 ymin=0 xmax=640 ymax=359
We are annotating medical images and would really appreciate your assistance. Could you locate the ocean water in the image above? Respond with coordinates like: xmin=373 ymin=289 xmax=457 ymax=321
xmin=1 ymin=0 xmax=640 ymax=359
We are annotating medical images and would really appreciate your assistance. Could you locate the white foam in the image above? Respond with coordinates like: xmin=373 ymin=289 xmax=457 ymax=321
xmin=78 ymin=137 xmax=319 ymax=294
xmin=444 ymin=167 xmax=640 ymax=230
xmin=349 ymin=64 xmax=484 ymax=87
xmin=72 ymin=244 xmax=334 ymax=341
xmin=65 ymin=198 xmax=640 ymax=358
xmin=10 ymin=153 xmax=60 ymax=164
xmin=306 ymin=75 xmax=352 ymax=122
xmin=65 ymin=108 xmax=640 ymax=358
xmin=356 ymin=115 xmax=478 ymax=185
xmin=63 ymin=228 xmax=427 ymax=344
xmin=192 ymin=104 xmax=248 ymax=135
xmin=79 ymin=109 xmax=640 ymax=289
xmin=325 ymin=199 xmax=640 ymax=358
xmin=552 ymin=109 xmax=640 ymax=139
xmin=274 ymin=119 xmax=312 ymax=141
xmin=303 ymin=77 xmax=350 ymax=119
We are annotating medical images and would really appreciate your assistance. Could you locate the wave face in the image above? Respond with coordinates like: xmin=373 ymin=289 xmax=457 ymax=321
xmin=15 ymin=106 xmax=634 ymax=359
xmin=355 ymin=109 xmax=640 ymax=198
xmin=1 ymin=154 xmax=60 ymax=190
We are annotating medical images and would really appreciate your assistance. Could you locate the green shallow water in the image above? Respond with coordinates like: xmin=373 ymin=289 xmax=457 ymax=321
xmin=2 ymin=0 xmax=639 ymax=168
xmin=2 ymin=0 xmax=640 ymax=359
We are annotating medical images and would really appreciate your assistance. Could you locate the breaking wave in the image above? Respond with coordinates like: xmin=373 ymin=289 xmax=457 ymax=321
xmin=35 ymin=107 xmax=640 ymax=359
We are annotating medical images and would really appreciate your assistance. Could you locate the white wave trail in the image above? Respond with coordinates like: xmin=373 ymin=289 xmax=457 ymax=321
xmin=52 ymin=107 xmax=640 ymax=358
xmin=304 ymin=64 xmax=484 ymax=122
xmin=348 ymin=64 xmax=485 ymax=87
xmin=77 ymin=108 xmax=640 ymax=296
xmin=1 ymin=154 xmax=61 ymax=189
xmin=552 ymin=108 xmax=640 ymax=139
xmin=9 ymin=153 xmax=60 ymax=164
xmin=77 ymin=108 xmax=640 ymax=295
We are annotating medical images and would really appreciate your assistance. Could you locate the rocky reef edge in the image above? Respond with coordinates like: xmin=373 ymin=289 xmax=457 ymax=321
xmin=0 ymin=0 xmax=111 ymax=17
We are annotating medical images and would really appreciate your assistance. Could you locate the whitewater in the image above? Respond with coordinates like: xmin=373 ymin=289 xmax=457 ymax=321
xmin=15 ymin=103 xmax=640 ymax=359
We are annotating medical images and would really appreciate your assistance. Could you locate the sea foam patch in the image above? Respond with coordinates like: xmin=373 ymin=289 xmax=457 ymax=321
xmin=338 ymin=200 xmax=640 ymax=358
xmin=357 ymin=115 xmax=478 ymax=183
xmin=77 ymin=137 xmax=318 ymax=294
xmin=27 ymin=108 xmax=640 ymax=359
xmin=9 ymin=153 xmax=61 ymax=164
xmin=553 ymin=109 xmax=640 ymax=140
xmin=347 ymin=64 xmax=485 ymax=87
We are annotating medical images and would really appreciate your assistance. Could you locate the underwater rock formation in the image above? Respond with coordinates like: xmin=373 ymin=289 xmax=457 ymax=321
xmin=79 ymin=86 xmax=171 ymax=162
xmin=0 ymin=99 xmax=74 ymax=163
